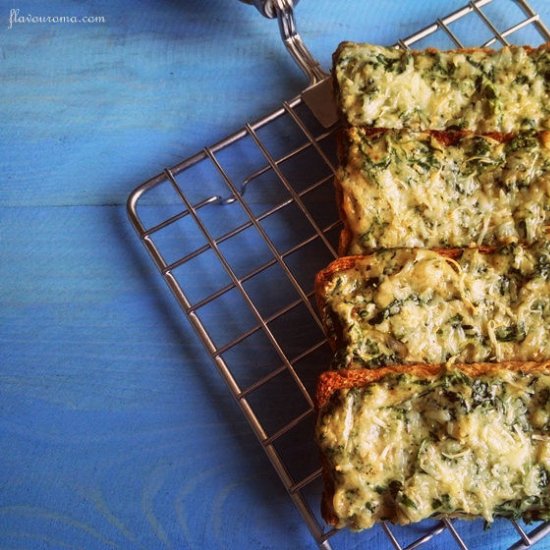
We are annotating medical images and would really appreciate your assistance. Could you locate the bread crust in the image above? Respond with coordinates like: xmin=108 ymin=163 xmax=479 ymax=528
xmin=316 ymin=360 xmax=550 ymax=409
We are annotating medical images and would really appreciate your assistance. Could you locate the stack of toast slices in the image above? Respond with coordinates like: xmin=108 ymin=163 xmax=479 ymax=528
xmin=315 ymin=43 xmax=550 ymax=531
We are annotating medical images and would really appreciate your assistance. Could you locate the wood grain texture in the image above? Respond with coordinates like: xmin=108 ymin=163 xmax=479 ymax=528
xmin=2 ymin=0 xmax=550 ymax=548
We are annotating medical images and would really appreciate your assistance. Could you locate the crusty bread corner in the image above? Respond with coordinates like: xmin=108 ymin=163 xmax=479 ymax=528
xmin=331 ymin=41 xmax=356 ymax=107
xmin=316 ymin=361 xmax=550 ymax=410
xmin=314 ymin=254 xmax=367 ymax=351
xmin=314 ymin=254 xmax=372 ymax=303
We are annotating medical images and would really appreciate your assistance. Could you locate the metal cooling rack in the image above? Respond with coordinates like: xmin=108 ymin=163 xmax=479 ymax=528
xmin=127 ymin=1 xmax=550 ymax=548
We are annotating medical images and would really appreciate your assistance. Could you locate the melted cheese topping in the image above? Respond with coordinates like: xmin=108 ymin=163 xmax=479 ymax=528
xmin=339 ymin=129 xmax=550 ymax=254
xmin=316 ymin=369 xmax=550 ymax=530
xmin=323 ymin=243 xmax=549 ymax=368
xmin=334 ymin=43 xmax=550 ymax=132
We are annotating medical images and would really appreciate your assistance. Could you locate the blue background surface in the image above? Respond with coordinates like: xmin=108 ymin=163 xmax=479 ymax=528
xmin=2 ymin=1 xmax=550 ymax=548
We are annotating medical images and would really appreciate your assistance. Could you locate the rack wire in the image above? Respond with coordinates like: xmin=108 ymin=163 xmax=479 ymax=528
xmin=127 ymin=1 xmax=550 ymax=548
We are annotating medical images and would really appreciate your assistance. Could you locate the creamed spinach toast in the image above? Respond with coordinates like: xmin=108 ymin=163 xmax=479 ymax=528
xmin=336 ymin=128 xmax=549 ymax=254
xmin=316 ymin=243 xmax=550 ymax=369
xmin=333 ymin=43 xmax=550 ymax=132
xmin=316 ymin=362 xmax=550 ymax=530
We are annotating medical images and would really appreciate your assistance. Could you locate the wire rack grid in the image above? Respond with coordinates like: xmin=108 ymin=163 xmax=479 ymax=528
xmin=127 ymin=1 xmax=550 ymax=548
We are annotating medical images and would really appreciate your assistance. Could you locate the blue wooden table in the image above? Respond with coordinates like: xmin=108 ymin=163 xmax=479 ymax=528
xmin=2 ymin=1 xmax=550 ymax=548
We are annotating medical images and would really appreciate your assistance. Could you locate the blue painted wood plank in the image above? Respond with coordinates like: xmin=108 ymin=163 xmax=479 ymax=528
xmin=0 ymin=205 xmax=313 ymax=548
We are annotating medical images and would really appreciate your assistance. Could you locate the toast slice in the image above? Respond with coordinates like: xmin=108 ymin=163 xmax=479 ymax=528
xmin=335 ymin=128 xmax=550 ymax=255
xmin=315 ymin=243 xmax=550 ymax=369
xmin=316 ymin=361 xmax=550 ymax=530
xmin=333 ymin=42 xmax=550 ymax=132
